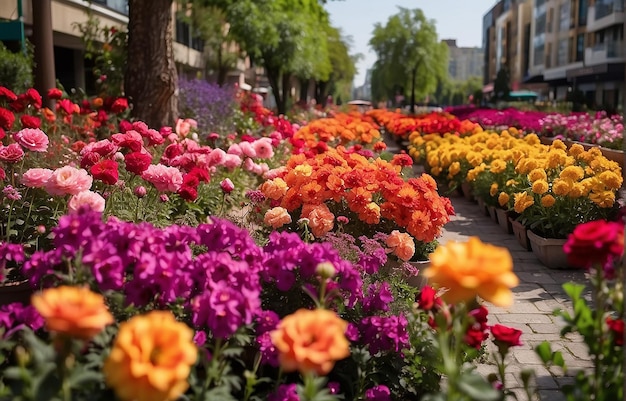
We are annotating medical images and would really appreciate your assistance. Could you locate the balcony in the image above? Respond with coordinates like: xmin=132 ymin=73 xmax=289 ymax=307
xmin=586 ymin=0 xmax=625 ymax=31
xmin=584 ymin=41 xmax=625 ymax=65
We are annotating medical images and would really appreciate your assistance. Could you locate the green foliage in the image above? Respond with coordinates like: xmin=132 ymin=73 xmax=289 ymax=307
xmin=0 ymin=42 xmax=33 ymax=93
xmin=493 ymin=66 xmax=511 ymax=102
xmin=369 ymin=7 xmax=448 ymax=107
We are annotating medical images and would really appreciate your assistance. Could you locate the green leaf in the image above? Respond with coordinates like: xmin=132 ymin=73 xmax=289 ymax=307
xmin=535 ymin=341 xmax=553 ymax=364
xmin=456 ymin=372 xmax=501 ymax=401
xmin=552 ymin=351 xmax=565 ymax=368
xmin=68 ymin=370 xmax=103 ymax=387
xmin=33 ymin=363 xmax=61 ymax=401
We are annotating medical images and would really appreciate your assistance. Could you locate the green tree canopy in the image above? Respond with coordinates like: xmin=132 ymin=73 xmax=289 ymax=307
xmin=369 ymin=7 xmax=448 ymax=113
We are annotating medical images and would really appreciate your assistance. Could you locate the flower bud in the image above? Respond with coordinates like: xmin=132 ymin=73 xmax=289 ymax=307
xmin=220 ymin=178 xmax=234 ymax=194
xmin=159 ymin=194 xmax=169 ymax=203
xmin=134 ymin=186 xmax=146 ymax=198
xmin=316 ymin=262 xmax=336 ymax=279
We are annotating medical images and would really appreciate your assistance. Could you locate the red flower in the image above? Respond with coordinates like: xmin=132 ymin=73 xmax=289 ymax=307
xmin=491 ymin=324 xmax=523 ymax=350
xmin=57 ymin=99 xmax=76 ymax=115
xmin=178 ymin=185 xmax=198 ymax=201
xmin=0 ymin=87 xmax=17 ymax=101
xmin=0 ymin=107 xmax=15 ymax=130
xmin=110 ymin=97 xmax=128 ymax=114
xmin=464 ymin=326 xmax=488 ymax=349
xmin=20 ymin=115 xmax=41 ymax=129
xmin=417 ymin=286 xmax=441 ymax=311
xmin=47 ymin=88 xmax=63 ymax=100
xmin=0 ymin=128 xmax=5 ymax=140
xmin=80 ymin=152 xmax=102 ymax=169
xmin=124 ymin=152 xmax=152 ymax=175
xmin=563 ymin=220 xmax=624 ymax=269
xmin=391 ymin=153 xmax=413 ymax=167
xmin=188 ymin=166 xmax=210 ymax=183
xmin=119 ymin=119 xmax=133 ymax=133
xmin=25 ymin=88 xmax=42 ymax=109
xmin=606 ymin=317 xmax=624 ymax=346
xmin=90 ymin=159 xmax=119 ymax=185
xmin=0 ymin=167 xmax=5 ymax=180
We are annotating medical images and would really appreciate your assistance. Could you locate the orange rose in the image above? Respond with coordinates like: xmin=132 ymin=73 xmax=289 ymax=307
xmin=264 ymin=206 xmax=292 ymax=229
xmin=104 ymin=311 xmax=197 ymax=401
xmin=271 ymin=308 xmax=350 ymax=375
xmin=424 ymin=237 xmax=519 ymax=307
xmin=301 ymin=203 xmax=334 ymax=238
xmin=31 ymin=286 xmax=114 ymax=340
xmin=385 ymin=230 xmax=416 ymax=261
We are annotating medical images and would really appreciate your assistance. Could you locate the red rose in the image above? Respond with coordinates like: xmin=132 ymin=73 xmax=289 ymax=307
xmin=464 ymin=326 xmax=488 ymax=349
xmin=606 ymin=317 xmax=624 ymax=346
xmin=0 ymin=107 xmax=15 ymax=130
xmin=188 ymin=166 xmax=210 ymax=183
xmin=110 ymin=97 xmax=128 ymax=114
xmin=80 ymin=152 xmax=102 ymax=169
xmin=20 ymin=115 xmax=41 ymax=129
xmin=491 ymin=324 xmax=523 ymax=349
xmin=57 ymin=99 xmax=76 ymax=115
xmin=119 ymin=119 xmax=133 ymax=133
xmin=0 ymin=143 xmax=25 ymax=163
xmin=124 ymin=152 xmax=152 ymax=175
xmin=47 ymin=88 xmax=63 ymax=100
xmin=417 ymin=286 xmax=440 ymax=311
xmin=0 ymin=128 xmax=5 ymax=140
xmin=563 ymin=220 xmax=624 ymax=269
xmin=0 ymin=166 xmax=5 ymax=180
xmin=90 ymin=159 xmax=119 ymax=185
xmin=181 ymin=173 xmax=199 ymax=189
xmin=469 ymin=306 xmax=489 ymax=328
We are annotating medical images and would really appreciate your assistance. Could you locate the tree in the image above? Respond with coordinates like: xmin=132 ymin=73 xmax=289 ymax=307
xmin=125 ymin=0 xmax=178 ymax=128
xmin=315 ymin=26 xmax=359 ymax=105
xmin=369 ymin=7 xmax=448 ymax=114
xmin=493 ymin=65 xmax=511 ymax=102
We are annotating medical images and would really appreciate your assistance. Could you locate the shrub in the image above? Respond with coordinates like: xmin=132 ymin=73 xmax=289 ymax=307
xmin=0 ymin=42 xmax=33 ymax=93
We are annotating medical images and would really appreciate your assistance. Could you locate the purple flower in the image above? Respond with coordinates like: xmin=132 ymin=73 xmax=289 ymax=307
xmin=268 ymin=383 xmax=299 ymax=401
xmin=363 ymin=282 xmax=394 ymax=313
xmin=178 ymin=77 xmax=236 ymax=135
xmin=365 ymin=385 xmax=391 ymax=401
xmin=0 ymin=303 xmax=44 ymax=338
xmin=360 ymin=314 xmax=410 ymax=355
xmin=192 ymin=282 xmax=251 ymax=338
xmin=256 ymin=331 xmax=279 ymax=367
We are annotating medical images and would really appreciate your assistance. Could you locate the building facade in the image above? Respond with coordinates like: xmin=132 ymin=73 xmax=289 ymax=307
xmin=443 ymin=39 xmax=484 ymax=82
xmin=484 ymin=0 xmax=625 ymax=111
xmin=0 ymin=0 xmax=251 ymax=96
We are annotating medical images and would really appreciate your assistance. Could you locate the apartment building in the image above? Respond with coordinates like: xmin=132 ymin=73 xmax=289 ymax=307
xmin=484 ymin=0 xmax=625 ymax=111
xmin=0 ymin=0 xmax=252 ymax=96
xmin=444 ymin=39 xmax=484 ymax=82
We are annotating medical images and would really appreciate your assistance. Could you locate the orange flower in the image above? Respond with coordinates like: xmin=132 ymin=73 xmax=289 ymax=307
xmin=385 ymin=230 xmax=416 ymax=261
xmin=104 ymin=311 xmax=197 ymax=401
xmin=31 ymin=286 xmax=114 ymax=340
xmin=264 ymin=206 xmax=292 ymax=229
xmin=302 ymin=203 xmax=335 ymax=238
xmin=260 ymin=178 xmax=288 ymax=200
xmin=424 ymin=237 xmax=519 ymax=307
xmin=271 ymin=308 xmax=350 ymax=375
xmin=358 ymin=202 xmax=381 ymax=225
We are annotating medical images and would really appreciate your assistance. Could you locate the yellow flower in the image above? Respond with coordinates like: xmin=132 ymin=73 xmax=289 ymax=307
xmin=550 ymin=139 xmax=567 ymax=150
xmin=552 ymin=179 xmax=572 ymax=196
xmin=424 ymin=237 xmax=518 ymax=307
xmin=527 ymin=168 xmax=547 ymax=183
xmin=31 ymin=286 xmax=114 ymax=340
xmin=597 ymin=171 xmax=623 ymax=190
xmin=294 ymin=164 xmax=313 ymax=177
xmin=271 ymin=308 xmax=350 ymax=375
xmin=531 ymin=180 xmax=549 ymax=195
xmin=513 ymin=192 xmax=534 ymax=214
xmin=540 ymin=194 xmax=556 ymax=207
xmin=505 ymin=179 xmax=517 ymax=187
xmin=448 ymin=161 xmax=461 ymax=176
xmin=104 ymin=311 xmax=197 ymax=401
xmin=589 ymin=191 xmax=616 ymax=208
xmin=568 ymin=143 xmax=585 ymax=157
xmin=490 ymin=159 xmax=507 ymax=174
xmin=559 ymin=166 xmax=584 ymax=181
xmin=498 ymin=192 xmax=510 ymax=207
xmin=489 ymin=183 xmax=499 ymax=197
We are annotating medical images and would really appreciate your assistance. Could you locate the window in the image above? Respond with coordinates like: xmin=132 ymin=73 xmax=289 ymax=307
xmin=534 ymin=43 xmax=545 ymax=66
xmin=175 ymin=18 xmax=204 ymax=52
xmin=578 ymin=0 xmax=588 ymax=26
xmin=91 ymin=0 xmax=127 ymax=15
xmin=576 ymin=34 xmax=585 ymax=61
xmin=557 ymin=38 xmax=568 ymax=65
xmin=559 ymin=1 xmax=571 ymax=31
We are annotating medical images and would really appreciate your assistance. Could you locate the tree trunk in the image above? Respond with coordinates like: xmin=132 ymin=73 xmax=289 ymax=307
xmin=125 ymin=0 xmax=178 ymax=129
xmin=316 ymin=80 xmax=328 ymax=106
xmin=31 ymin=0 xmax=56 ymax=110
xmin=265 ymin=65 xmax=282 ymax=114
xmin=299 ymin=78 xmax=308 ymax=104
xmin=279 ymin=72 xmax=290 ymax=115
xmin=410 ymin=66 xmax=417 ymax=115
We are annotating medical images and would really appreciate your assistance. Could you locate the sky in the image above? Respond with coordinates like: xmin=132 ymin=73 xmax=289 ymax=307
xmin=324 ymin=0 xmax=499 ymax=87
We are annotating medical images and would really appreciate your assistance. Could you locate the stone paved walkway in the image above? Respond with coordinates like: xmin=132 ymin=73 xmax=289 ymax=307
xmin=440 ymin=194 xmax=593 ymax=401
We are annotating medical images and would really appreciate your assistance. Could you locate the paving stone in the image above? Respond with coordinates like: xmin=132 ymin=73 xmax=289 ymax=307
xmin=528 ymin=323 xmax=563 ymax=334
xmin=497 ymin=313 xmax=554 ymax=324
xmin=538 ymin=390 xmax=567 ymax=401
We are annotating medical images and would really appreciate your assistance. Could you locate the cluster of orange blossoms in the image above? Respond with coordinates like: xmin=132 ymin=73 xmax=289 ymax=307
xmin=260 ymin=147 xmax=454 ymax=243
xmin=367 ymin=109 xmax=482 ymax=138
xmin=292 ymin=113 xmax=385 ymax=151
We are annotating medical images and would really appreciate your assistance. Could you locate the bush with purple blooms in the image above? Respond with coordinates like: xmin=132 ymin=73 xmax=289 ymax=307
xmin=178 ymin=77 xmax=238 ymax=135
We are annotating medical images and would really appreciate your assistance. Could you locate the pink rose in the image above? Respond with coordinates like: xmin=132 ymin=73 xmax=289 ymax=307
xmin=175 ymin=118 xmax=192 ymax=137
xmin=13 ymin=128 xmax=49 ymax=152
xmin=68 ymin=190 xmax=105 ymax=213
xmin=0 ymin=143 xmax=25 ymax=163
xmin=141 ymin=164 xmax=183 ymax=192
xmin=252 ymin=138 xmax=274 ymax=159
xmin=45 ymin=166 xmax=93 ymax=196
xmin=226 ymin=143 xmax=243 ymax=156
xmin=222 ymin=154 xmax=242 ymax=170
xmin=238 ymin=141 xmax=257 ymax=158
xmin=220 ymin=178 xmax=234 ymax=194
xmin=207 ymin=148 xmax=226 ymax=167
xmin=21 ymin=168 xmax=54 ymax=188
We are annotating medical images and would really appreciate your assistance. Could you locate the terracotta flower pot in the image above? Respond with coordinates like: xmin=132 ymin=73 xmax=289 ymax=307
xmin=495 ymin=208 xmax=513 ymax=234
xmin=461 ymin=181 xmax=474 ymax=202
xmin=510 ymin=218 xmax=531 ymax=251
xmin=476 ymin=197 xmax=489 ymax=216
xmin=527 ymin=230 xmax=571 ymax=269
xmin=487 ymin=205 xmax=498 ymax=224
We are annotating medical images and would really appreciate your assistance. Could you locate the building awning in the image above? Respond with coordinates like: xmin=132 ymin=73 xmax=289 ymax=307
xmin=523 ymin=74 xmax=544 ymax=84
xmin=482 ymin=83 xmax=494 ymax=93
xmin=509 ymin=90 xmax=539 ymax=99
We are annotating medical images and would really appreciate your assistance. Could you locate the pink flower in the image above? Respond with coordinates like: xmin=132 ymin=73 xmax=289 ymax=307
xmin=45 ymin=166 xmax=93 ymax=196
xmin=220 ymin=178 xmax=234 ymax=194
xmin=226 ymin=143 xmax=243 ymax=156
xmin=13 ymin=128 xmax=49 ymax=152
xmin=68 ymin=190 xmax=105 ymax=213
xmin=175 ymin=118 xmax=192 ymax=137
xmin=0 ymin=143 xmax=25 ymax=163
xmin=207 ymin=148 xmax=226 ymax=166
xmin=223 ymin=154 xmax=242 ymax=170
xmin=239 ymin=141 xmax=257 ymax=158
xmin=253 ymin=138 xmax=274 ymax=159
xmin=141 ymin=164 xmax=183 ymax=192
xmin=21 ymin=168 xmax=53 ymax=188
